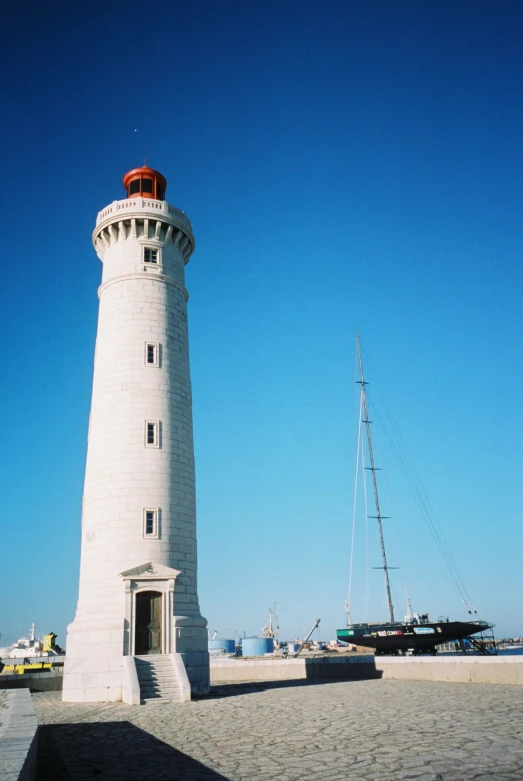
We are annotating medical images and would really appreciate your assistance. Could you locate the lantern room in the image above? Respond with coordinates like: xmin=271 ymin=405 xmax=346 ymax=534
xmin=123 ymin=166 xmax=167 ymax=201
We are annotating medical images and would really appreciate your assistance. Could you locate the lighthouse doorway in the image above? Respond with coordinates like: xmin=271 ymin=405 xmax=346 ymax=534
xmin=135 ymin=591 xmax=162 ymax=654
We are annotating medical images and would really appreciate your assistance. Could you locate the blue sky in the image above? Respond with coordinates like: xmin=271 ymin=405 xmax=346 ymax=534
xmin=0 ymin=1 xmax=521 ymax=646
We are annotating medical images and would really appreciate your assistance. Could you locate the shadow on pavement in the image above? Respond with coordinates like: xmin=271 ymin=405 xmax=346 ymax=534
xmin=208 ymin=678 xmax=322 ymax=699
xmin=37 ymin=721 xmax=231 ymax=781
xmin=209 ymin=665 xmax=382 ymax=699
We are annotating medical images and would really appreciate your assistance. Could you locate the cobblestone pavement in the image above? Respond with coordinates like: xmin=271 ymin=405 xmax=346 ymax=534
xmin=33 ymin=679 xmax=523 ymax=780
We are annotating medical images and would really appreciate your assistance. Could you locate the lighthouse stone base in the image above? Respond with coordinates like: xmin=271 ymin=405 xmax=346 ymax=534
xmin=174 ymin=616 xmax=211 ymax=696
xmin=63 ymin=618 xmax=210 ymax=703
xmin=62 ymin=618 xmax=128 ymax=703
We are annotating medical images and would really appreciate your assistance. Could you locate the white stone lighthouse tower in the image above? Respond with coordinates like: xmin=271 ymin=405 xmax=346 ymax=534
xmin=63 ymin=167 xmax=210 ymax=703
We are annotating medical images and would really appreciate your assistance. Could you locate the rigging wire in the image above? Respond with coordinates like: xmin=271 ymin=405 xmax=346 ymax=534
xmin=361 ymin=417 xmax=371 ymax=623
xmin=369 ymin=370 xmax=476 ymax=613
xmin=346 ymin=390 xmax=364 ymax=625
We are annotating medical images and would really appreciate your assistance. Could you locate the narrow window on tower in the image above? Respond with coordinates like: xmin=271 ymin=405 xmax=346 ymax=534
xmin=145 ymin=342 xmax=159 ymax=367
xmin=143 ymin=508 xmax=159 ymax=537
xmin=144 ymin=420 xmax=160 ymax=447
xmin=143 ymin=247 xmax=158 ymax=263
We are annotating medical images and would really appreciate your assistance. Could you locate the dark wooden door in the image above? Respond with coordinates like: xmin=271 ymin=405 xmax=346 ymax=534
xmin=135 ymin=591 xmax=162 ymax=654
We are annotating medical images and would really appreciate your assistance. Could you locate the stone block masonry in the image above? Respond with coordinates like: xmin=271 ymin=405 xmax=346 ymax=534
xmin=63 ymin=168 xmax=209 ymax=702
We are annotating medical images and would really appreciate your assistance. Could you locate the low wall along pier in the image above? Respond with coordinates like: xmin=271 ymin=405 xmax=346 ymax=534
xmin=1 ymin=654 xmax=522 ymax=699
xmin=0 ymin=668 xmax=63 ymax=692
xmin=0 ymin=689 xmax=38 ymax=781
xmin=210 ymin=654 xmax=523 ymax=686
xmin=376 ymin=655 xmax=523 ymax=684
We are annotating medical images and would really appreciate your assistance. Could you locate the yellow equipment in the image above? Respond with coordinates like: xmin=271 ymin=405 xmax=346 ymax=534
xmin=42 ymin=632 xmax=58 ymax=653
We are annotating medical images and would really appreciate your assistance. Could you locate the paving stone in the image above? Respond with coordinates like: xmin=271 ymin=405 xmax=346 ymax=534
xmin=33 ymin=679 xmax=523 ymax=780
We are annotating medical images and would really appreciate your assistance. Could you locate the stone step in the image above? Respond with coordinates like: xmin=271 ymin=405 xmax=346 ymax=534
xmin=137 ymin=674 xmax=178 ymax=684
xmin=139 ymin=665 xmax=174 ymax=672
xmin=141 ymin=688 xmax=179 ymax=695
xmin=134 ymin=655 xmax=182 ymax=703
xmin=136 ymin=663 xmax=173 ymax=668
xmin=137 ymin=674 xmax=178 ymax=683
xmin=138 ymin=674 xmax=176 ymax=681
xmin=135 ymin=664 xmax=174 ymax=671
xmin=140 ymin=681 xmax=179 ymax=689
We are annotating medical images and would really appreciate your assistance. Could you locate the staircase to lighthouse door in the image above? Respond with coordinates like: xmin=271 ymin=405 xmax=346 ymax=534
xmin=135 ymin=591 xmax=162 ymax=655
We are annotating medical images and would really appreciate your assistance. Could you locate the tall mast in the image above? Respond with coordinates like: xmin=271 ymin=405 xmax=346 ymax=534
xmin=356 ymin=334 xmax=395 ymax=623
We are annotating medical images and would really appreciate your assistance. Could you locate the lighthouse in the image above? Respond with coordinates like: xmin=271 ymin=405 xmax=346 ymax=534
xmin=63 ymin=167 xmax=210 ymax=703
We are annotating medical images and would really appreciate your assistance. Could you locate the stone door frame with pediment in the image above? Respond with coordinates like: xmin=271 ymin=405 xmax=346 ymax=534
xmin=119 ymin=562 xmax=181 ymax=656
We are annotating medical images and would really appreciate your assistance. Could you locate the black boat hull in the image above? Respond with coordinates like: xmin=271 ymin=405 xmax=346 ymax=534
xmin=337 ymin=620 xmax=492 ymax=654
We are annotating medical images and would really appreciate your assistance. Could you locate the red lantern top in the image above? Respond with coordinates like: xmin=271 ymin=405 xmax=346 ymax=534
xmin=123 ymin=166 xmax=167 ymax=200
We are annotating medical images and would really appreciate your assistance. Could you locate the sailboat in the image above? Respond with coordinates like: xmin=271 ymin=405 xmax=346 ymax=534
xmin=336 ymin=335 xmax=493 ymax=655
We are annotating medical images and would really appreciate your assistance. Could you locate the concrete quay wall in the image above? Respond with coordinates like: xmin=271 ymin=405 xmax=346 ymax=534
xmin=376 ymin=654 xmax=523 ymax=685
xmin=3 ymin=655 xmax=520 ymax=694
xmin=0 ymin=689 xmax=38 ymax=781
xmin=210 ymin=656 xmax=379 ymax=683
xmin=210 ymin=654 xmax=523 ymax=686
xmin=0 ymin=670 xmax=63 ymax=692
